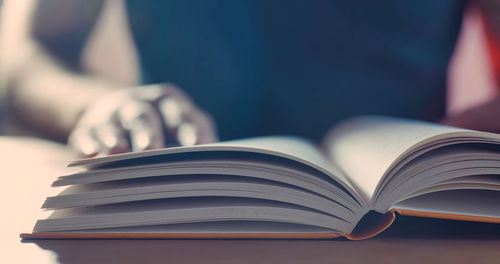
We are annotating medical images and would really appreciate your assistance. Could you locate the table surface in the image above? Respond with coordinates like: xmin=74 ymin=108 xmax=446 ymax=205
xmin=2 ymin=137 xmax=500 ymax=264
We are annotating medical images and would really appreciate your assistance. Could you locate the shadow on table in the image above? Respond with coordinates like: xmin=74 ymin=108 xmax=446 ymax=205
xmin=24 ymin=216 xmax=500 ymax=264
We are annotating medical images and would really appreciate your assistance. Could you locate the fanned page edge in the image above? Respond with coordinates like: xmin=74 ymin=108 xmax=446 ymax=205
xmin=19 ymin=211 xmax=397 ymax=240
xmin=20 ymin=209 xmax=500 ymax=240
xmin=322 ymin=116 xmax=500 ymax=204
xmin=65 ymin=137 xmax=363 ymax=206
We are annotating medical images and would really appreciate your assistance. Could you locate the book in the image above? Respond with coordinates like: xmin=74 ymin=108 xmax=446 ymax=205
xmin=21 ymin=116 xmax=500 ymax=240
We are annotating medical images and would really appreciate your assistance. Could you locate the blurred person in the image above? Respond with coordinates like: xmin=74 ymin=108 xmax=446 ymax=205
xmin=0 ymin=0 xmax=217 ymax=157
xmin=1 ymin=0 xmax=500 ymax=158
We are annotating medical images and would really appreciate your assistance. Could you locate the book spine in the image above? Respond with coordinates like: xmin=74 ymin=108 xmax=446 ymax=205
xmin=343 ymin=210 xmax=396 ymax=240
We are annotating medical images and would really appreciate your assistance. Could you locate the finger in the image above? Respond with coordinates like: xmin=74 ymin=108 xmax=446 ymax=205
xmin=129 ymin=120 xmax=165 ymax=151
xmin=176 ymin=122 xmax=198 ymax=146
xmin=179 ymin=107 xmax=218 ymax=145
xmin=118 ymin=101 xmax=164 ymax=151
xmin=68 ymin=127 xmax=100 ymax=158
xmin=93 ymin=123 xmax=130 ymax=155
xmin=158 ymin=96 xmax=190 ymax=129
xmin=158 ymin=96 xmax=217 ymax=145
xmin=158 ymin=96 xmax=195 ymax=146
xmin=148 ymin=84 xmax=218 ymax=145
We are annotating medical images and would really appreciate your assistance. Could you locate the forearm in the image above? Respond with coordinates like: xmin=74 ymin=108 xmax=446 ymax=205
xmin=4 ymin=44 xmax=119 ymax=141
xmin=0 ymin=0 xmax=113 ymax=141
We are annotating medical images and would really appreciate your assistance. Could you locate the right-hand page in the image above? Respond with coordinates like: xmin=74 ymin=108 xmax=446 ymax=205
xmin=321 ymin=116 xmax=488 ymax=205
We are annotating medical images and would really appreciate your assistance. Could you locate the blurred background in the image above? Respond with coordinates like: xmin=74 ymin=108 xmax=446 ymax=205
xmin=0 ymin=0 xmax=499 ymax=143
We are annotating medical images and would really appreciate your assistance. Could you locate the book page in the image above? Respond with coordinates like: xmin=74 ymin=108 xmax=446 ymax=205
xmin=72 ymin=136 xmax=337 ymax=175
xmin=34 ymin=197 xmax=354 ymax=233
xmin=43 ymin=176 xmax=357 ymax=223
xmin=70 ymin=136 xmax=361 ymax=204
xmin=322 ymin=116 xmax=499 ymax=204
xmin=70 ymin=221 xmax=332 ymax=233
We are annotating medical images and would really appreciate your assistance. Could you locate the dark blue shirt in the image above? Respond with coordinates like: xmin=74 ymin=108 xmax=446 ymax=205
xmin=126 ymin=0 xmax=465 ymax=141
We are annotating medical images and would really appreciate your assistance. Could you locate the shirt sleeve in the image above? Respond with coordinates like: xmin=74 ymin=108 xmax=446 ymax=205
xmin=480 ymin=0 xmax=500 ymax=89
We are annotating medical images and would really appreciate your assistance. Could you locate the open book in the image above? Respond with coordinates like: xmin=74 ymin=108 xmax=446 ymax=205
xmin=22 ymin=116 xmax=500 ymax=240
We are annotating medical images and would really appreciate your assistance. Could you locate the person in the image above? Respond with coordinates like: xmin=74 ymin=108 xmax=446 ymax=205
xmin=1 ymin=0 xmax=500 ymax=158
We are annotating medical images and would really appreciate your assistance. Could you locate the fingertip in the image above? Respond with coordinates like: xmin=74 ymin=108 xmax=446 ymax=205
xmin=95 ymin=124 xmax=131 ymax=155
xmin=131 ymin=128 xmax=152 ymax=151
xmin=68 ymin=129 xmax=100 ymax=158
xmin=177 ymin=122 xmax=198 ymax=146
xmin=72 ymin=138 xmax=99 ymax=158
xmin=130 ymin=124 xmax=165 ymax=152
xmin=159 ymin=97 xmax=185 ymax=128
xmin=179 ymin=108 xmax=218 ymax=145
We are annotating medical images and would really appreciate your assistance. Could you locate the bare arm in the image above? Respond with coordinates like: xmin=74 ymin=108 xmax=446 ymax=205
xmin=0 ymin=0 xmax=115 ymax=140
xmin=0 ymin=0 xmax=217 ymax=156
xmin=441 ymin=0 xmax=500 ymax=133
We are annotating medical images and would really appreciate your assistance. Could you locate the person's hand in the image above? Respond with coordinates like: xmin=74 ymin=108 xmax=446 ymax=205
xmin=441 ymin=95 xmax=500 ymax=133
xmin=68 ymin=83 xmax=217 ymax=157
